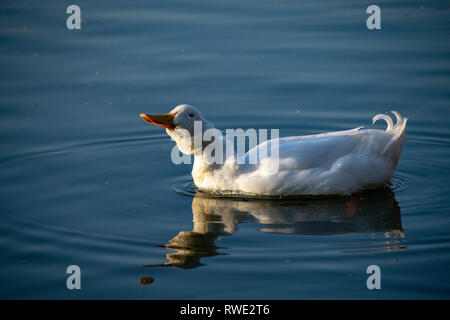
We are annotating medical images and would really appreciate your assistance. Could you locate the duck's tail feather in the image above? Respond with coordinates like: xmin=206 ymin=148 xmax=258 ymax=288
xmin=372 ymin=111 xmax=408 ymax=166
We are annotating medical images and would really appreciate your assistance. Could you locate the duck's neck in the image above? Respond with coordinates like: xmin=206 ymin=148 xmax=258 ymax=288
xmin=191 ymin=135 xmax=233 ymax=189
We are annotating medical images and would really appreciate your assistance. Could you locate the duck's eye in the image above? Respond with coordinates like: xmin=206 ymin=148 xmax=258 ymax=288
xmin=189 ymin=113 xmax=194 ymax=118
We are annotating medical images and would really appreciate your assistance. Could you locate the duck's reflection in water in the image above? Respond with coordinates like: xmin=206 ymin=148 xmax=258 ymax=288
xmin=143 ymin=188 xmax=404 ymax=269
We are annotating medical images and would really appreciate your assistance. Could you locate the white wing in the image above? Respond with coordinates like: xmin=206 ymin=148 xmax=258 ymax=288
xmin=234 ymin=112 xmax=407 ymax=195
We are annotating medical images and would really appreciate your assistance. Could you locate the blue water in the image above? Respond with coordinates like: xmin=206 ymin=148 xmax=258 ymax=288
xmin=0 ymin=0 xmax=449 ymax=299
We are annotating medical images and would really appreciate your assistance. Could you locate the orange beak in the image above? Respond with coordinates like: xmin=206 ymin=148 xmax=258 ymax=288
xmin=140 ymin=113 xmax=175 ymax=130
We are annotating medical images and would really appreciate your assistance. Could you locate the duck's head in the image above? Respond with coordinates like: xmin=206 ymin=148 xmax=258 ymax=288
xmin=140 ymin=104 xmax=214 ymax=155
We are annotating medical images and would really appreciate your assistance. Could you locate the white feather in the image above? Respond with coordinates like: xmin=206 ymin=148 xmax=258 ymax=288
xmin=192 ymin=111 xmax=407 ymax=196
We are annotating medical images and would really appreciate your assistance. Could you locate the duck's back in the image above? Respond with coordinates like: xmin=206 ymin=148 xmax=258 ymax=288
xmin=234 ymin=112 xmax=407 ymax=196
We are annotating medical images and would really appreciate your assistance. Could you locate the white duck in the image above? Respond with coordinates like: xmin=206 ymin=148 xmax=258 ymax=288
xmin=140 ymin=105 xmax=407 ymax=196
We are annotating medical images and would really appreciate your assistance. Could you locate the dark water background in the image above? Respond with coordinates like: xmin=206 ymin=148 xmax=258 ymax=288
xmin=0 ymin=0 xmax=449 ymax=299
